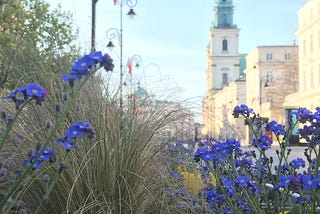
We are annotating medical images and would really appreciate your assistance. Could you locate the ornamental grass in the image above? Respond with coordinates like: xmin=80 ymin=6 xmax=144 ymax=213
xmin=0 ymin=47 xmax=183 ymax=213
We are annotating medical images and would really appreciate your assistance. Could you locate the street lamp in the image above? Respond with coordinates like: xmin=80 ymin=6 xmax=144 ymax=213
xmin=106 ymin=0 xmax=137 ymax=110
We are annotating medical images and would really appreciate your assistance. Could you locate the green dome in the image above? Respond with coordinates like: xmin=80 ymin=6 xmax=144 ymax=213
xmin=135 ymin=87 xmax=147 ymax=96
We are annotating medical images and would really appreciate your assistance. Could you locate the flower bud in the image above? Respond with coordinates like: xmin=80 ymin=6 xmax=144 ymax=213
xmin=58 ymin=163 xmax=67 ymax=174
xmin=36 ymin=142 xmax=42 ymax=150
xmin=63 ymin=93 xmax=68 ymax=101
xmin=55 ymin=103 xmax=61 ymax=113
xmin=27 ymin=150 xmax=33 ymax=158
xmin=0 ymin=167 xmax=8 ymax=177
xmin=1 ymin=111 xmax=6 ymax=120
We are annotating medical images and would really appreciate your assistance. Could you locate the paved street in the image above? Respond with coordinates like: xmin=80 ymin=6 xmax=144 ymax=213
xmin=243 ymin=145 xmax=310 ymax=173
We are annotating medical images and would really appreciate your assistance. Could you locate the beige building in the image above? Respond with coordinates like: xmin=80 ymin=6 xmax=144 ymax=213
xmin=285 ymin=0 xmax=320 ymax=111
xmin=245 ymin=45 xmax=299 ymax=143
xmin=202 ymin=80 xmax=247 ymax=144
xmin=245 ymin=46 xmax=299 ymax=122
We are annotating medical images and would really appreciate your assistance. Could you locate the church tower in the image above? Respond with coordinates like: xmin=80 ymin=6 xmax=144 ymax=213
xmin=206 ymin=0 xmax=240 ymax=94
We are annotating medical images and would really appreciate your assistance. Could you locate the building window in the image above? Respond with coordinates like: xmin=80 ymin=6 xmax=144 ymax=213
xmin=222 ymin=39 xmax=228 ymax=51
xmin=266 ymin=53 xmax=272 ymax=61
xmin=266 ymin=71 xmax=273 ymax=83
xmin=222 ymin=73 xmax=228 ymax=86
xmin=303 ymin=39 xmax=306 ymax=56
xmin=284 ymin=53 xmax=291 ymax=60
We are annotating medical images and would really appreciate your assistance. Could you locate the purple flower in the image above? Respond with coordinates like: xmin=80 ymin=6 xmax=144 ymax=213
xmin=100 ymin=54 xmax=114 ymax=72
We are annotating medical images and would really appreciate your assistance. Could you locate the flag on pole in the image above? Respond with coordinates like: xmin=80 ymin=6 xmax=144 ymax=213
xmin=127 ymin=58 xmax=132 ymax=76
xmin=114 ymin=0 xmax=117 ymax=5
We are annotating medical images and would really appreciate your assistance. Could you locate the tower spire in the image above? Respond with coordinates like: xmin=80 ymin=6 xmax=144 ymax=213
xmin=213 ymin=0 xmax=236 ymax=29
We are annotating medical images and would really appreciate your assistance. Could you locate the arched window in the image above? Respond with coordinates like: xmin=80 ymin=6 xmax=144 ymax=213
xmin=222 ymin=39 xmax=228 ymax=51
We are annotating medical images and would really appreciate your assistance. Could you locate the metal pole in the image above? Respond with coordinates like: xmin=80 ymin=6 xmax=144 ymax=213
xmin=91 ymin=0 xmax=98 ymax=53
xmin=119 ymin=2 xmax=123 ymax=110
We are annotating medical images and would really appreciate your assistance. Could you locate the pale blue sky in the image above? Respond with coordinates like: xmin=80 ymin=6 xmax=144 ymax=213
xmin=46 ymin=0 xmax=307 ymax=107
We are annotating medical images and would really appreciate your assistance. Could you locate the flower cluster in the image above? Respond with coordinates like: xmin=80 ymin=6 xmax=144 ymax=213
xmin=55 ymin=121 xmax=95 ymax=152
xmin=23 ymin=146 xmax=57 ymax=169
xmin=3 ymin=83 xmax=48 ymax=108
xmin=295 ymin=107 xmax=320 ymax=147
xmin=63 ymin=51 xmax=114 ymax=87
xmin=167 ymin=105 xmax=320 ymax=213
xmin=22 ymin=121 xmax=95 ymax=170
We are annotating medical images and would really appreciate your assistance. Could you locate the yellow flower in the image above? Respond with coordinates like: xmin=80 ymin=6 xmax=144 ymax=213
xmin=177 ymin=165 xmax=216 ymax=195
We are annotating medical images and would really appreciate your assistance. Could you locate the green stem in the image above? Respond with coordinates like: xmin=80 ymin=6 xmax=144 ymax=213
xmin=34 ymin=153 xmax=69 ymax=214
xmin=0 ymin=100 xmax=30 ymax=151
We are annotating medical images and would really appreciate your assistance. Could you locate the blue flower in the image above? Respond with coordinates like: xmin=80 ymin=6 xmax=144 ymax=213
xmin=235 ymin=176 xmax=250 ymax=188
xmin=87 ymin=51 xmax=104 ymax=63
xmin=277 ymin=175 xmax=293 ymax=187
xmin=55 ymin=138 xmax=78 ymax=152
xmin=291 ymin=158 xmax=305 ymax=169
xmin=252 ymin=135 xmax=272 ymax=151
xmin=201 ymin=150 xmax=215 ymax=161
xmin=71 ymin=55 xmax=96 ymax=73
xmin=23 ymin=147 xmax=57 ymax=169
xmin=223 ymin=207 xmax=235 ymax=214
xmin=232 ymin=104 xmax=253 ymax=118
xmin=222 ymin=177 xmax=236 ymax=196
xmin=65 ymin=124 xmax=85 ymax=139
xmin=235 ymin=157 xmax=253 ymax=168
xmin=266 ymin=121 xmax=286 ymax=136
xmin=65 ymin=121 xmax=94 ymax=139
xmin=205 ymin=189 xmax=218 ymax=203
xmin=302 ymin=175 xmax=318 ymax=190
xmin=294 ymin=107 xmax=313 ymax=123
xmin=26 ymin=83 xmax=48 ymax=105
xmin=3 ymin=83 xmax=48 ymax=107
xmin=63 ymin=52 xmax=114 ymax=86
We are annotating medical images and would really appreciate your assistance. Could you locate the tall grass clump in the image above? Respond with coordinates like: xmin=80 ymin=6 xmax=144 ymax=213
xmin=0 ymin=44 xmax=185 ymax=213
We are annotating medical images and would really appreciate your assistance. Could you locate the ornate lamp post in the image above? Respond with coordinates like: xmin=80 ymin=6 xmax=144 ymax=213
xmin=106 ymin=0 xmax=137 ymax=110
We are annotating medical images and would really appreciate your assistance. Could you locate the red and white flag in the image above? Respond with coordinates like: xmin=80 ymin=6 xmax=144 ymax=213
xmin=114 ymin=0 xmax=117 ymax=5
xmin=127 ymin=58 xmax=132 ymax=76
